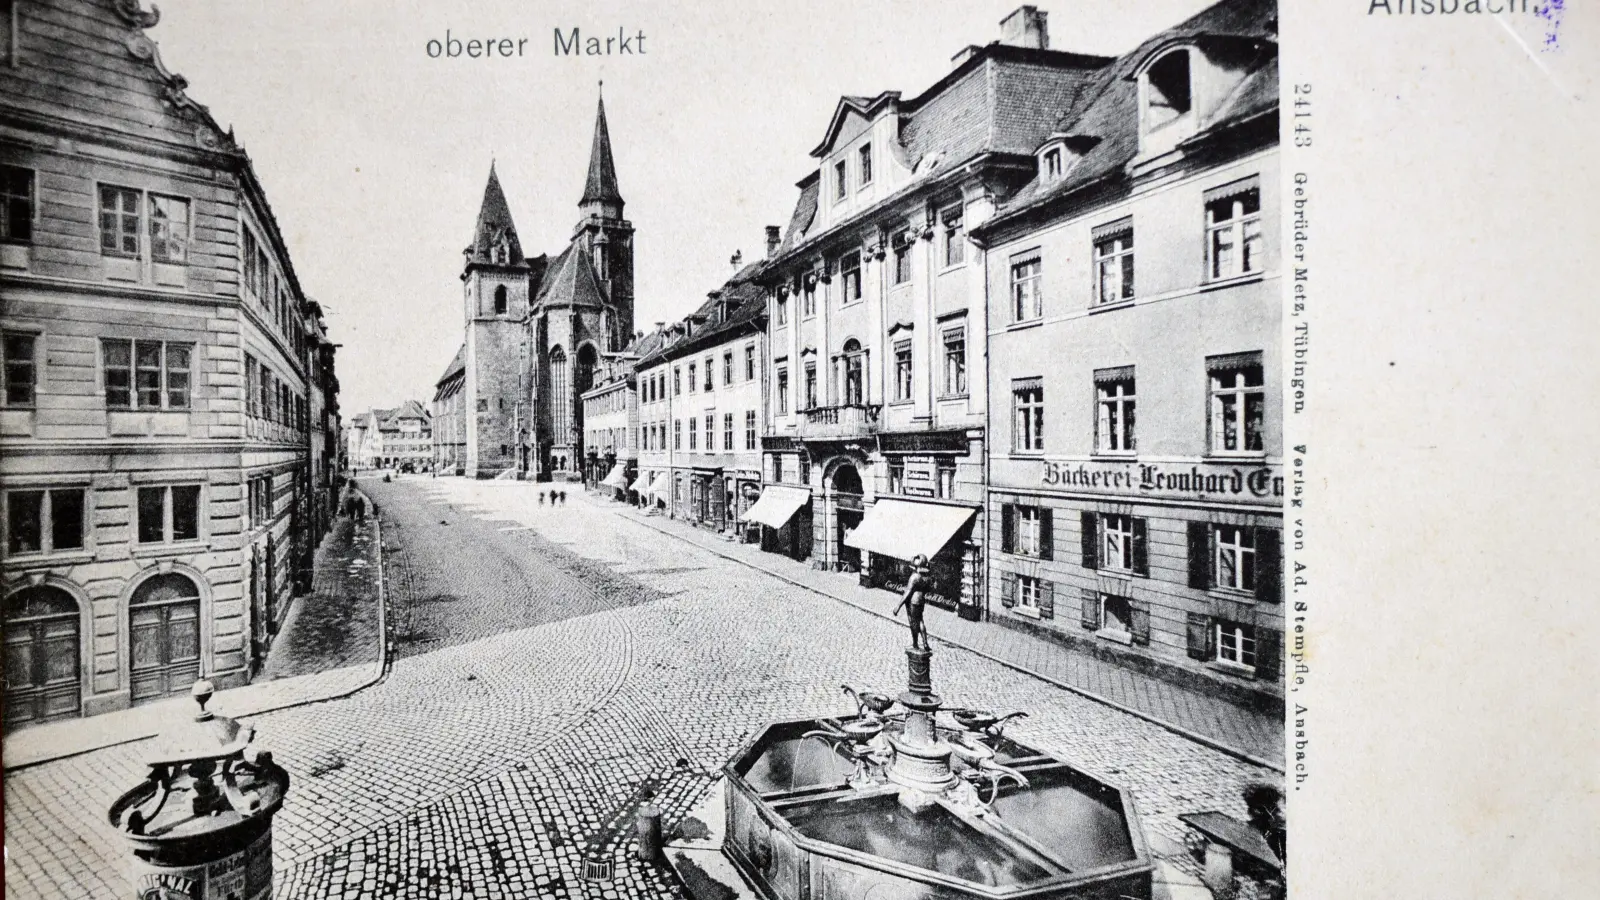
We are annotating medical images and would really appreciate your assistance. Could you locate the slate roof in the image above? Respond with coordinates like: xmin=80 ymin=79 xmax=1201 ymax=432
xmin=465 ymin=163 xmax=525 ymax=266
xmin=432 ymin=344 xmax=466 ymax=401
xmin=533 ymin=242 xmax=608 ymax=311
xmin=977 ymin=0 xmax=1278 ymax=234
xmin=581 ymin=94 xmax=623 ymax=207
xmin=379 ymin=400 xmax=429 ymax=430
xmin=637 ymin=262 xmax=769 ymax=367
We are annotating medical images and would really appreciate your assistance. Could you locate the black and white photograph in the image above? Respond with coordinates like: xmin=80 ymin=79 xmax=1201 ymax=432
xmin=2 ymin=1 xmax=1596 ymax=899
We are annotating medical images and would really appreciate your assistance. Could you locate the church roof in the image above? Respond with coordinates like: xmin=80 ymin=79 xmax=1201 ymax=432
xmin=533 ymin=241 xmax=609 ymax=311
xmin=433 ymin=344 xmax=466 ymax=399
xmin=466 ymin=163 xmax=525 ymax=266
xmin=580 ymin=94 xmax=623 ymax=207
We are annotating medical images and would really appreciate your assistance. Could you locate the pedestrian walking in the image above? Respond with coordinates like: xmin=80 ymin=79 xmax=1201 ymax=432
xmin=539 ymin=491 xmax=546 ymax=505
xmin=558 ymin=490 xmax=567 ymax=506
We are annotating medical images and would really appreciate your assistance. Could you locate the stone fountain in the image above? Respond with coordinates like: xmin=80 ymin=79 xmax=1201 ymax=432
xmin=707 ymin=636 xmax=1154 ymax=900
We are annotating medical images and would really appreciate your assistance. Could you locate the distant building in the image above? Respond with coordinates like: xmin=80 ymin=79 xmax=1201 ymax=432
xmin=431 ymin=346 xmax=466 ymax=474
xmin=433 ymin=91 xmax=636 ymax=480
xmin=0 ymin=0 xmax=337 ymax=727
xmin=349 ymin=402 xmax=431 ymax=470
xmin=972 ymin=0 xmax=1284 ymax=700
xmin=752 ymin=7 xmax=1111 ymax=610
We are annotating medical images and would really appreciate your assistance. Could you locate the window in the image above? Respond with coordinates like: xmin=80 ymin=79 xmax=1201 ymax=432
xmin=1094 ymin=367 xmax=1135 ymax=454
xmin=493 ymin=285 xmax=507 ymax=315
xmin=1145 ymin=49 xmax=1192 ymax=128
xmin=840 ymin=253 xmax=862 ymax=304
xmin=674 ymin=419 xmax=682 ymax=449
xmin=137 ymin=485 xmax=201 ymax=544
xmin=1216 ymin=525 xmax=1256 ymax=592
xmin=775 ymin=291 xmax=788 ymax=326
xmin=776 ymin=363 xmax=789 ymax=414
xmin=1216 ymin=621 xmax=1257 ymax=669
xmin=841 ymin=341 xmax=865 ymax=405
xmin=704 ymin=358 xmax=714 ymax=392
xmin=744 ymin=344 xmax=756 ymax=381
xmin=148 ymin=195 xmax=190 ymax=264
xmin=802 ymin=282 xmax=816 ymax=318
xmin=942 ymin=207 xmax=965 ymax=267
xmin=1102 ymin=594 xmax=1133 ymax=633
xmin=1013 ymin=380 xmax=1044 ymax=452
xmin=745 ymin=410 xmax=757 ymax=449
xmin=803 ymin=361 xmax=818 ymax=410
xmin=1093 ymin=223 xmax=1134 ymax=305
xmin=723 ymin=352 xmax=733 ymax=386
xmin=835 ymin=160 xmax=848 ymax=200
xmin=1209 ymin=354 xmax=1265 ymax=454
xmin=242 ymin=230 xmax=262 ymax=298
xmin=892 ymin=235 xmax=911 ymax=285
xmin=1016 ymin=506 xmax=1042 ymax=556
xmin=1043 ymin=147 xmax=1063 ymax=181
xmin=687 ymin=363 xmax=697 ymax=393
xmin=705 ymin=414 xmax=715 ymax=452
xmin=858 ymin=144 xmax=873 ymax=185
xmin=674 ymin=367 xmax=682 ymax=396
xmin=1102 ymin=514 xmax=1136 ymax=571
xmin=723 ymin=413 xmax=734 ymax=450
xmin=99 ymin=185 xmax=141 ymax=256
xmin=893 ymin=341 xmax=912 ymax=402
xmin=1016 ymin=574 xmax=1041 ymax=610
xmin=5 ymin=488 xmax=85 ymax=554
xmin=887 ymin=458 xmax=904 ymax=493
xmin=1206 ymin=185 xmax=1263 ymax=280
xmin=1010 ymin=255 xmax=1041 ymax=322
xmin=3 ymin=331 xmax=36 ymax=406
xmin=103 ymin=340 xmax=192 ymax=410
xmin=936 ymin=459 xmax=955 ymax=499
xmin=942 ymin=326 xmax=967 ymax=396
xmin=244 ymin=355 xmax=258 ymax=417
xmin=798 ymin=456 xmax=811 ymax=485
xmin=1 ymin=164 xmax=33 ymax=243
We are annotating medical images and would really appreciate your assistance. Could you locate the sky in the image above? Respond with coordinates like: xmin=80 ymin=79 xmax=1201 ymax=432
xmin=147 ymin=0 xmax=1223 ymax=415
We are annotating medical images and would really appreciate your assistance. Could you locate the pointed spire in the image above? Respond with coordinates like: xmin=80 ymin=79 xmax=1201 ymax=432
xmin=580 ymin=85 xmax=623 ymax=210
xmin=468 ymin=161 xmax=523 ymax=266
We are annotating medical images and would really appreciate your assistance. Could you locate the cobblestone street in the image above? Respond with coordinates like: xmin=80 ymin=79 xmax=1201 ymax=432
xmin=4 ymin=476 xmax=1280 ymax=900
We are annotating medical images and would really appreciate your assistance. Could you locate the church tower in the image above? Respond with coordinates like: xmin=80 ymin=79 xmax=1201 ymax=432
xmin=573 ymin=90 xmax=635 ymax=352
xmin=461 ymin=162 xmax=532 ymax=478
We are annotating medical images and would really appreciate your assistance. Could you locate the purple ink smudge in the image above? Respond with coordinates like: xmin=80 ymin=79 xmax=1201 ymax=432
xmin=1537 ymin=0 xmax=1565 ymax=52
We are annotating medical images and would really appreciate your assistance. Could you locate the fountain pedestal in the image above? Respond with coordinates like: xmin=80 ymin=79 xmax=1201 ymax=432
xmin=886 ymin=647 xmax=957 ymax=807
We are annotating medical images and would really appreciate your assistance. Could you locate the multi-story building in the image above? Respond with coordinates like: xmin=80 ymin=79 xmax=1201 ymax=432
xmin=303 ymin=299 xmax=340 ymax=584
xmin=348 ymin=403 xmax=430 ymax=471
xmin=633 ymin=323 xmax=683 ymax=512
xmin=972 ymin=0 xmax=1283 ymax=703
xmin=751 ymin=8 xmax=1111 ymax=610
xmin=431 ymin=346 xmax=466 ymax=475
xmin=0 ymin=0 xmax=336 ymax=727
xmin=580 ymin=328 xmax=666 ymax=499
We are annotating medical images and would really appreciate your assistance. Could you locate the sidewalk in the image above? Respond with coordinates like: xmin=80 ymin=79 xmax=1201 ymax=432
xmin=617 ymin=506 xmax=1283 ymax=772
xmin=3 ymin=500 xmax=388 ymax=772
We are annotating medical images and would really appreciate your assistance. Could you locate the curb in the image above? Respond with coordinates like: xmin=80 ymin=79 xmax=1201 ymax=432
xmin=620 ymin=509 xmax=1284 ymax=775
xmin=3 ymin=498 xmax=392 ymax=773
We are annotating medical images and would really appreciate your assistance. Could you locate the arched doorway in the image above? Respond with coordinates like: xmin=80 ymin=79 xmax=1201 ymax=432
xmin=830 ymin=461 xmax=865 ymax=572
xmin=129 ymin=573 xmax=201 ymax=704
xmin=3 ymin=586 xmax=81 ymax=729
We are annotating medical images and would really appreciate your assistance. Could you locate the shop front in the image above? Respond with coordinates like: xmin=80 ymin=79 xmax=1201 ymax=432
xmin=845 ymin=497 xmax=979 ymax=611
xmin=598 ymin=460 xmax=629 ymax=499
xmin=743 ymin=485 xmax=813 ymax=562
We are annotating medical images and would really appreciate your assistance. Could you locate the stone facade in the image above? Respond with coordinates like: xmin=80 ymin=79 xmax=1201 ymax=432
xmin=0 ymin=0 xmax=336 ymax=728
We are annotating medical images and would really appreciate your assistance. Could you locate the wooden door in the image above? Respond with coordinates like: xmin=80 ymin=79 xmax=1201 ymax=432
xmin=129 ymin=575 xmax=201 ymax=704
xmin=3 ymin=588 xmax=81 ymax=729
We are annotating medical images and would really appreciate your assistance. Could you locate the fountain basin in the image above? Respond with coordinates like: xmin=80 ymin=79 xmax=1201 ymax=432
xmin=723 ymin=718 xmax=1153 ymax=900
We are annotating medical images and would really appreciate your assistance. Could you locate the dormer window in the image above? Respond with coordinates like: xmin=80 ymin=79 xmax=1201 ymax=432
xmin=859 ymin=144 xmax=873 ymax=186
xmin=1043 ymin=147 xmax=1063 ymax=181
xmin=1144 ymin=49 xmax=1193 ymax=130
xmin=835 ymin=160 xmax=848 ymax=201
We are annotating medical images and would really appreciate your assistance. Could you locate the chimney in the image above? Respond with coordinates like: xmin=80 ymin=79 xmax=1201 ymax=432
xmin=951 ymin=45 xmax=981 ymax=68
xmin=730 ymin=249 xmax=743 ymax=271
xmin=1000 ymin=6 xmax=1049 ymax=50
xmin=765 ymin=226 xmax=782 ymax=258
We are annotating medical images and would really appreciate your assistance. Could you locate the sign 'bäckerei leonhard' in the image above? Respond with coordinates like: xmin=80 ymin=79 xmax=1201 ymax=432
xmin=1039 ymin=459 xmax=1284 ymax=504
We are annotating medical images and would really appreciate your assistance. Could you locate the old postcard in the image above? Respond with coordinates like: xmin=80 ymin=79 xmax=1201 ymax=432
xmin=1 ymin=1 xmax=1594 ymax=898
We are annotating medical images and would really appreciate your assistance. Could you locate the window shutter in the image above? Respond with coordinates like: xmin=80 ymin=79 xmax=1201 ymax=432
xmin=1038 ymin=507 xmax=1054 ymax=561
xmin=1255 ymin=627 xmax=1282 ymax=680
xmin=1080 ymin=511 xmax=1099 ymax=570
xmin=1187 ymin=521 xmax=1210 ymax=589
xmin=1001 ymin=504 xmax=1015 ymax=555
xmin=1255 ymin=527 xmax=1282 ymax=603
xmin=1080 ymin=589 xmax=1100 ymax=631
xmin=1039 ymin=581 xmax=1055 ymax=620
xmin=1130 ymin=601 xmax=1151 ymax=645
xmin=1000 ymin=571 xmax=1016 ymax=608
xmin=1131 ymin=517 xmax=1149 ymax=577
xmin=1186 ymin=612 xmax=1211 ymax=660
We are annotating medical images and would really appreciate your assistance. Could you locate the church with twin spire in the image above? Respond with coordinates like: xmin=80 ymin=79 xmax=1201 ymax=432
xmin=432 ymin=91 xmax=636 ymax=479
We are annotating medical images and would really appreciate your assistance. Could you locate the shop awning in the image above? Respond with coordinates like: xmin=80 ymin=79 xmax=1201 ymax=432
xmin=648 ymin=474 xmax=671 ymax=498
xmin=628 ymin=474 xmax=649 ymax=493
xmin=844 ymin=498 xmax=975 ymax=561
xmin=740 ymin=486 xmax=812 ymax=528
xmin=600 ymin=463 xmax=627 ymax=489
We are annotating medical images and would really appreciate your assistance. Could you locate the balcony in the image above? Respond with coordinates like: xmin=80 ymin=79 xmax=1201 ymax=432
xmin=797 ymin=404 xmax=881 ymax=439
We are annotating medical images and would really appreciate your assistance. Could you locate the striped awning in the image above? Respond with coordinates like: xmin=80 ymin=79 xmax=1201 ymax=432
xmin=600 ymin=463 xmax=627 ymax=489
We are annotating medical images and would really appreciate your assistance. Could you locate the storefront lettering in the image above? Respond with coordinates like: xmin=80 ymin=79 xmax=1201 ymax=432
xmin=1040 ymin=460 xmax=1283 ymax=501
